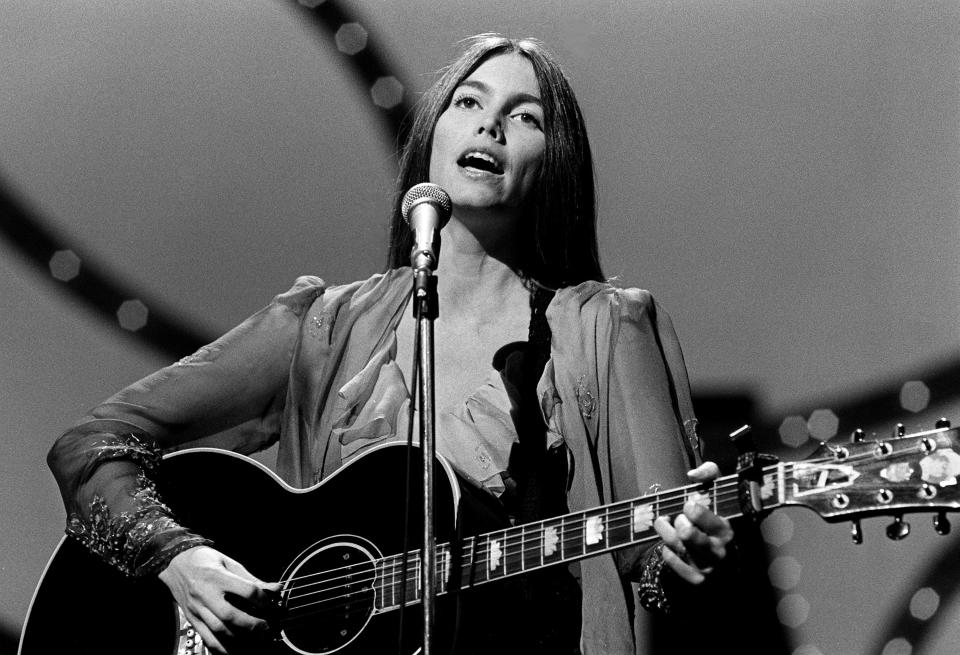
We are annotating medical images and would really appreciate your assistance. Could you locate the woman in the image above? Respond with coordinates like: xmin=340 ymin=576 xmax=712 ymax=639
xmin=48 ymin=35 xmax=732 ymax=654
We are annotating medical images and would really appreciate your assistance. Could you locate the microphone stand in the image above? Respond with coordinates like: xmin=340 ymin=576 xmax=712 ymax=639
xmin=412 ymin=267 xmax=438 ymax=655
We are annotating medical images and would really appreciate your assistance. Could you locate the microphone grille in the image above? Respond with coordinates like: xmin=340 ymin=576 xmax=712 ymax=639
xmin=401 ymin=183 xmax=452 ymax=225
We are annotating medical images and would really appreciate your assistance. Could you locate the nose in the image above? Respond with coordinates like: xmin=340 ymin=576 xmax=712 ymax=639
xmin=476 ymin=112 xmax=504 ymax=143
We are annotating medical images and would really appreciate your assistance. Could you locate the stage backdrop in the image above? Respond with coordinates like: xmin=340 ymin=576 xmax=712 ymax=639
xmin=1 ymin=2 xmax=958 ymax=653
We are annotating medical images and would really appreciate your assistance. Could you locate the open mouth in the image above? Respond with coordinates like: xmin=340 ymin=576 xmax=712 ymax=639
xmin=457 ymin=150 xmax=504 ymax=175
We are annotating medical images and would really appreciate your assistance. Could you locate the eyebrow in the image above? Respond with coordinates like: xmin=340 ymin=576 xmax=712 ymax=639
xmin=456 ymin=79 xmax=542 ymax=106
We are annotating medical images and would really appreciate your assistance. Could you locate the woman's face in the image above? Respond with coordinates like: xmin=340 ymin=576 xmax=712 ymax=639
xmin=428 ymin=53 xmax=546 ymax=218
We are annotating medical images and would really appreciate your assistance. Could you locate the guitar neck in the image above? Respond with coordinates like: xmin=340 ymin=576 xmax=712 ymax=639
xmin=377 ymin=423 xmax=957 ymax=607
xmin=373 ymin=467 xmax=775 ymax=611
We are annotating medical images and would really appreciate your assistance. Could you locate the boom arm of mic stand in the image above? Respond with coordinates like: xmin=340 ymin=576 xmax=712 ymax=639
xmin=413 ymin=268 xmax=438 ymax=655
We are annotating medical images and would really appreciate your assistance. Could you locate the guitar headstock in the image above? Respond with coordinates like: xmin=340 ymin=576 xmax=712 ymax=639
xmin=764 ymin=420 xmax=960 ymax=538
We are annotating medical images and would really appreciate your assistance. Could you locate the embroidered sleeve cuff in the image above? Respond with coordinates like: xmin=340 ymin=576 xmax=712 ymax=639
xmin=65 ymin=463 xmax=213 ymax=578
xmin=66 ymin=494 xmax=213 ymax=578
xmin=637 ymin=542 xmax=681 ymax=615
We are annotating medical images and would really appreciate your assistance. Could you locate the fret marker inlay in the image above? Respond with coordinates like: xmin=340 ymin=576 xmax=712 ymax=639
xmin=543 ymin=526 xmax=559 ymax=556
xmin=489 ymin=539 xmax=502 ymax=571
xmin=686 ymin=491 xmax=710 ymax=510
xmin=761 ymin=474 xmax=776 ymax=500
xmin=585 ymin=516 xmax=604 ymax=545
xmin=633 ymin=504 xmax=655 ymax=533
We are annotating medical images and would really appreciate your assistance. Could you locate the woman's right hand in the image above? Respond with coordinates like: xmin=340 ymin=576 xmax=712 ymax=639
xmin=158 ymin=545 xmax=281 ymax=654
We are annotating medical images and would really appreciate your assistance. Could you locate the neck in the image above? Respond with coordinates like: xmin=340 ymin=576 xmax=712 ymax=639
xmin=433 ymin=215 xmax=529 ymax=317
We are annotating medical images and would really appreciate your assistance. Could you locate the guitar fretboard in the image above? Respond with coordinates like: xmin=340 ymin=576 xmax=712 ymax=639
xmin=372 ymin=468 xmax=771 ymax=612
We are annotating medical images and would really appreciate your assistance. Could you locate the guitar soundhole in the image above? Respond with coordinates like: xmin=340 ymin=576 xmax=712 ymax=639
xmin=280 ymin=539 xmax=377 ymax=654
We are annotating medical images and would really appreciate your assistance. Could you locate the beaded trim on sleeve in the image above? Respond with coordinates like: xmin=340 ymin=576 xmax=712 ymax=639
xmin=65 ymin=471 xmax=209 ymax=577
xmin=88 ymin=432 xmax=162 ymax=472
xmin=637 ymin=542 xmax=672 ymax=614
xmin=66 ymin=434 xmax=212 ymax=577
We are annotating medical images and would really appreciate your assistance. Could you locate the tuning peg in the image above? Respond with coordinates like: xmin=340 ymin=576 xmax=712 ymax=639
xmin=886 ymin=515 xmax=911 ymax=540
xmin=851 ymin=428 xmax=865 ymax=443
xmin=850 ymin=519 xmax=863 ymax=545
xmin=934 ymin=512 xmax=951 ymax=535
xmin=935 ymin=418 xmax=951 ymax=429
xmin=893 ymin=423 xmax=905 ymax=438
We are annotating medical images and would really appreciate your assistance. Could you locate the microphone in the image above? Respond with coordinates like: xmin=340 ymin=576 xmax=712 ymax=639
xmin=401 ymin=183 xmax=452 ymax=272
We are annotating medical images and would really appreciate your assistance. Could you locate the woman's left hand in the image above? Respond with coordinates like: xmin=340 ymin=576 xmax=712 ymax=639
xmin=653 ymin=461 xmax=734 ymax=584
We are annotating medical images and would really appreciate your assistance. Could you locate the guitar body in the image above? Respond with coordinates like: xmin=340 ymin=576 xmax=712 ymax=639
xmin=20 ymin=443 xmax=501 ymax=655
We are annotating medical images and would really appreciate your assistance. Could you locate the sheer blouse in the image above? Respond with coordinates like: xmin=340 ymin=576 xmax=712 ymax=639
xmin=48 ymin=268 xmax=701 ymax=655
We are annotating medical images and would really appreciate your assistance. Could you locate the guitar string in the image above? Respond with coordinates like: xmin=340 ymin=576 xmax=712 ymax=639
xmin=243 ymin=430 xmax=949 ymax=624
xmin=279 ymin=462 xmax=910 ymax=627
xmin=279 ymin=476 xmax=746 ymax=600
xmin=275 ymin=456 xmax=811 ymax=591
xmin=279 ymin=486 xmax=745 ymax=613
xmin=278 ymin=451 xmax=878 ymax=608
xmin=276 ymin=476 xmax=740 ymax=592
xmin=280 ymin=459 xmax=919 ymax=622
xmin=279 ymin=474 xmax=764 ymax=611
xmin=276 ymin=448 xmax=876 ymax=612
xmin=279 ymin=449 xmax=904 ymax=612
xmin=428 ymin=449 xmax=924 ymax=576
xmin=276 ymin=530 xmax=667 ymax=625
xmin=280 ymin=444 xmax=898 ymax=590
xmin=431 ymin=446 xmax=916 ymax=575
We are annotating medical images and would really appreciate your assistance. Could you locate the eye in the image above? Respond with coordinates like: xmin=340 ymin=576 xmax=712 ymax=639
xmin=513 ymin=111 xmax=543 ymax=130
xmin=452 ymin=94 xmax=480 ymax=109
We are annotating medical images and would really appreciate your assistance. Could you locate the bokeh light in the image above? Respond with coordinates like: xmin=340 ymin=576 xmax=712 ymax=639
xmin=807 ymin=408 xmax=839 ymax=441
xmin=777 ymin=594 xmax=810 ymax=628
xmin=49 ymin=250 xmax=81 ymax=281
xmin=769 ymin=556 xmax=803 ymax=590
xmin=881 ymin=637 xmax=912 ymax=655
xmin=117 ymin=300 xmax=149 ymax=331
xmin=335 ymin=23 xmax=368 ymax=56
xmin=909 ymin=587 xmax=940 ymax=621
xmin=760 ymin=512 xmax=795 ymax=547
xmin=371 ymin=76 xmax=404 ymax=109
xmin=779 ymin=415 xmax=810 ymax=448
xmin=899 ymin=381 xmax=930 ymax=413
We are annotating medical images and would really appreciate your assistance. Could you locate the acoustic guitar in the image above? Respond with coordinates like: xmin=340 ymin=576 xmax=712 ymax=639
xmin=19 ymin=421 xmax=959 ymax=654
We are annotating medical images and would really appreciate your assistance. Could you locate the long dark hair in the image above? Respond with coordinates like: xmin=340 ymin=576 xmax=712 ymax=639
xmin=386 ymin=34 xmax=602 ymax=289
